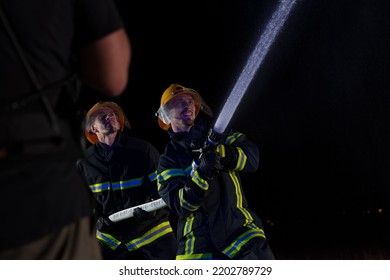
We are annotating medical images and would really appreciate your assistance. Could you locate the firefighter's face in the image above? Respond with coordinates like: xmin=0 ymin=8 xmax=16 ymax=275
xmin=168 ymin=93 xmax=196 ymax=132
xmin=91 ymin=107 xmax=120 ymax=135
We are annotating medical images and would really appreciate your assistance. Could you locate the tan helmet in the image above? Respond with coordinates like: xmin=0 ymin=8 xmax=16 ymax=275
xmin=85 ymin=101 xmax=130 ymax=144
xmin=156 ymin=84 xmax=213 ymax=130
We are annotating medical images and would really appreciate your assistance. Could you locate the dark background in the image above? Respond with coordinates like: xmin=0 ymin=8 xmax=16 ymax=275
xmin=81 ymin=0 xmax=390 ymax=259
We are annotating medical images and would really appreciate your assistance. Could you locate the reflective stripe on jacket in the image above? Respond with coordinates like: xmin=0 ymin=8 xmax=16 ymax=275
xmin=97 ymin=220 xmax=173 ymax=251
xmin=157 ymin=118 xmax=267 ymax=259
xmin=77 ymin=132 xmax=173 ymax=248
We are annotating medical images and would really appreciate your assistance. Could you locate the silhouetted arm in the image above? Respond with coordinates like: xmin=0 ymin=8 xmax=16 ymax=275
xmin=79 ymin=27 xmax=131 ymax=97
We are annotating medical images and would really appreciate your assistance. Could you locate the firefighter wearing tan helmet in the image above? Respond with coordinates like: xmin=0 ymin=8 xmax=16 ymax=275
xmin=84 ymin=101 xmax=130 ymax=144
xmin=77 ymin=101 xmax=177 ymax=260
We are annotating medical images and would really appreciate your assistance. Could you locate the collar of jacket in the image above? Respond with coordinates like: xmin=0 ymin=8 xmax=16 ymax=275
xmin=95 ymin=132 xmax=123 ymax=157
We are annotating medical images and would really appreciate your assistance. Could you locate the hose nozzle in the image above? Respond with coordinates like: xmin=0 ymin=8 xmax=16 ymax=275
xmin=207 ymin=128 xmax=223 ymax=148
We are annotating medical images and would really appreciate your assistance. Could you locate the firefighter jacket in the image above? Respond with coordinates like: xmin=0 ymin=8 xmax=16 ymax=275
xmin=77 ymin=132 xmax=173 ymax=251
xmin=157 ymin=118 xmax=267 ymax=259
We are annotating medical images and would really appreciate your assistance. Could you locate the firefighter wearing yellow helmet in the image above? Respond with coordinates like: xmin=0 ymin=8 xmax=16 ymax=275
xmin=156 ymin=84 xmax=213 ymax=130
xmin=155 ymin=84 xmax=274 ymax=260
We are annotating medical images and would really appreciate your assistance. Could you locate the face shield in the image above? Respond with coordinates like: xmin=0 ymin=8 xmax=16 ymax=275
xmin=155 ymin=104 xmax=172 ymax=126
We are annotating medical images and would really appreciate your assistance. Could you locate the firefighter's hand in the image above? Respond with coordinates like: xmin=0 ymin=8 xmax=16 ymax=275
xmin=96 ymin=215 xmax=114 ymax=232
xmin=133 ymin=207 xmax=156 ymax=222
xmin=218 ymin=144 xmax=238 ymax=170
xmin=197 ymin=149 xmax=222 ymax=181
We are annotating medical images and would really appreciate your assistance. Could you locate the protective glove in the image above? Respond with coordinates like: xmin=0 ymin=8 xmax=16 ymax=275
xmin=196 ymin=149 xmax=222 ymax=181
xmin=96 ymin=215 xmax=114 ymax=232
xmin=218 ymin=144 xmax=239 ymax=170
xmin=133 ymin=207 xmax=156 ymax=222
xmin=185 ymin=176 xmax=209 ymax=201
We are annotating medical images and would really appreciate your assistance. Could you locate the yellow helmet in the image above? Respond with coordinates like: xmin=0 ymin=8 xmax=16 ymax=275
xmin=156 ymin=84 xmax=212 ymax=130
xmin=84 ymin=101 xmax=130 ymax=144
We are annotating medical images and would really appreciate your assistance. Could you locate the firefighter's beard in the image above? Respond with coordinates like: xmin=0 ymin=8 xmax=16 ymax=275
xmin=102 ymin=122 xmax=119 ymax=135
xmin=170 ymin=113 xmax=195 ymax=131
xmin=179 ymin=112 xmax=194 ymax=127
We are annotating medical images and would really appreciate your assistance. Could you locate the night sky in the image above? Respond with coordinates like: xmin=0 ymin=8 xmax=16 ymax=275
xmin=81 ymin=0 xmax=390 ymax=259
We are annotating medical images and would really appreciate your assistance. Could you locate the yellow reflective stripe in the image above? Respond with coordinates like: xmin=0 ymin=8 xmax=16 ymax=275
xmin=179 ymin=188 xmax=200 ymax=211
xmin=217 ymin=143 xmax=247 ymax=171
xmin=233 ymin=147 xmax=247 ymax=171
xmin=89 ymin=182 xmax=110 ymax=193
xmin=229 ymin=171 xmax=253 ymax=225
xmin=216 ymin=144 xmax=225 ymax=157
xmin=111 ymin=177 xmax=143 ymax=190
xmin=176 ymin=253 xmax=213 ymax=260
xmin=183 ymin=214 xmax=195 ymax=255
xmin=247 ymin=222 xmax=260 ymax=230
xmin=178 ymin=170 xmax=207 ymax=212
xmin=191 ymin=170 xmax=209 ymax=190
xmin=158 ymin=168 xmax=186 ymax=181
xmin=96 ymin=230 xmax=121 ymax=250
xmin=157 ymin=168 xmax=186 ymax=191
xmin=225 ymin=132 xmax=243 ymax=145
xmin=222 ymin=228 xmax=266 ymax=258
xmin=125 ymin=221 xmax=173 ymax=252
xmin=89 ymin=177 xmax=144 ymax=193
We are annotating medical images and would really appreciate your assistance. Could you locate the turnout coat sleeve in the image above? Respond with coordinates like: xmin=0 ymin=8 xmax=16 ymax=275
xmin=157 ymin=123 xmax=260 ymax=219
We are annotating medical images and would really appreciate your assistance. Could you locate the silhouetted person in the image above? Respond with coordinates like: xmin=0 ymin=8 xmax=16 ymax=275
xmin=0 ymin=0 xmax=131 ymax=259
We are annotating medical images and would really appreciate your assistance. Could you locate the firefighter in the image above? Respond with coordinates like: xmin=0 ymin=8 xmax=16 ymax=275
xmin=155 ymin=84 xmax=274 ymax=260
xmin=77 ymin=101 xmax=176 ymax=259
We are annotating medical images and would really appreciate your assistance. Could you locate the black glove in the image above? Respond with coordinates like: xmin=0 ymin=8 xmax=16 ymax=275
xmin=133 ymin=207 xmax=156 ymax=222
xmin=184 ymin=178 xmax=209 ymax=201
xmin=96 ymin=215 xmax=114 ymax=232
xmin=219 ymin=144 xmax=239 ymax=170
xmin=197 ymin=149 xmax=222 ymax=181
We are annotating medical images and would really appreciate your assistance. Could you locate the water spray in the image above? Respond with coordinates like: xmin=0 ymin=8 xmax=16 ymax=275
xmin=109 ymin=0 xmax=299 ymax=222
xmin=213 ymin=0 xmax=298 ymax=135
